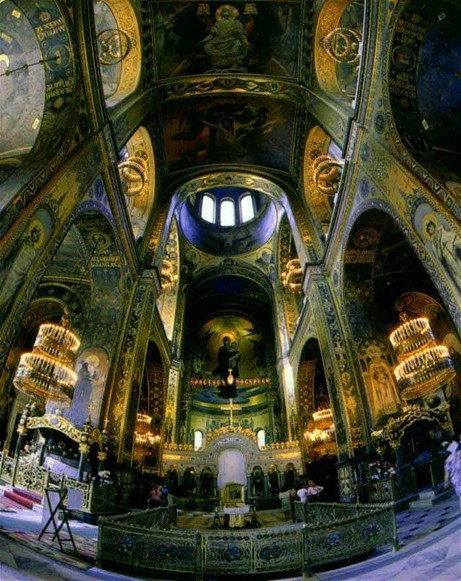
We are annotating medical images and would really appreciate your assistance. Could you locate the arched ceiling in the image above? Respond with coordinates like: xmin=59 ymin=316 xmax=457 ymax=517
xmin=131 ymin=1 xmax=314 ymax=198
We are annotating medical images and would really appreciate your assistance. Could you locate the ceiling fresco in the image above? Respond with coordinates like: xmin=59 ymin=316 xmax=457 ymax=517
xmin=388 ymin=0 xmax=461 ymax=182
xmin=162 ymin=95 xmax=296 ymax=174
xmin=153 ymin=1 xmax=302 ymax=78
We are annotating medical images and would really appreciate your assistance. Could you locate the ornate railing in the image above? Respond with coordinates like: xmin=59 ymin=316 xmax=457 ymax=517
xmin=301 ymin=502 xmax=398 ymax=571
xmin=97 ymin=502 xmax=397 ymax=578
xmin=0 ymin=452 xmax=117 ymax=514
xmin=14 ymin=456 xmax=49 ymax=492
xmin=203 ymin=526 xmax=302 ymax=576
xmin=0 ymin=451 xmax=49 ymax=492
xmin=0 ymin=451 xmax=17 ymax=485
xmin=367 ymin=470 xmax=417 ymax=503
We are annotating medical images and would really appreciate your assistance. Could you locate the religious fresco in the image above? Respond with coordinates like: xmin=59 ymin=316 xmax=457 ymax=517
xmin=414 ymin=202 xmax=461 ymax=295
xmin=387 ymin=0 xmax=461 ymax=181
xmin=365 ymin=358 xmax=401 ymax=427
xmin=118 ymin=126 xmax=156 ymax=244
xmin=162 ymin=95 xmax=295 ymax=173
xmin=94 ymin=1 xmax=123 ymax=100
xmin=189 ymin=314 xmax=269 ymax=405
xmin=93 ymin=0 xmax=141 ymax=106
xmin=153 ymin=2 xmax=300 ymax=78
xmin=255 ymin=246 xmax=276 ymax=281
xmin=0 ymin=207 xmax=53 ymax=324
xmin=0 ymin=0 xmax=75 ymax=187
xmin=63 ymin=346 xmax=109 ymax=428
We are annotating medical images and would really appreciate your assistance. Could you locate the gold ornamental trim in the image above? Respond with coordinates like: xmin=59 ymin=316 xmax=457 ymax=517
xmin=26 ymin=414 xmax=104 ymax=447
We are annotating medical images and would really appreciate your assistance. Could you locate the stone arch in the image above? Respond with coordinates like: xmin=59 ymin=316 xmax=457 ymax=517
xmin=343 ymin=198 xmax=461 ymax=331
xmin=342 ymin=207 xmax=461 ymax=433
xmin=201 ymin=432 xmax=261 ymax=481
xmin=297 ymin=338 xmax=336 ymax=463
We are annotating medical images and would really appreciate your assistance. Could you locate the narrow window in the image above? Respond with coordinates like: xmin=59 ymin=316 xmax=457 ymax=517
xmin=201 ymin=194 xmax=215 ymax=223
xmin=194 ymin=430 xmax=203 ymax=451
xmin=220 ymin=199 xmax=235 ymax=226
xmin=240 ymin=193 xmax=255 ymax=223
xmin=257 ymin=429 xmax=266 ymax=448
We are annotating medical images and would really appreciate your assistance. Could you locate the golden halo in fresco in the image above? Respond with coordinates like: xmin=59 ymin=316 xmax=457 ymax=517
xmin=28 ymin=219 xmax=45 ymax=249
xmin=421 ymin=213 xmax=439 ymax=241
xmin=215 ymin=4 xmax=239 ymax=20
xmin=352 ymin=226 xmax=379 ymax=248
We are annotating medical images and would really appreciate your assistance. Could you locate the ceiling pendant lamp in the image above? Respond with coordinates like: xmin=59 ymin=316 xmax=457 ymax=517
xmin=389 ymin=312 xmax=456 ymax=401
xmin=13 ymin=309 xmax=80 ymax=407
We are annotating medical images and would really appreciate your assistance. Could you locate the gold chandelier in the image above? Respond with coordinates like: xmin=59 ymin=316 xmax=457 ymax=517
xmin=389 ymin=314 xmax=456 ymax=401
xmin=134 ymin=431 xmax=160 ymax=447
xmin=312 ymin=408 xmax=333 ymax=422
xmin=305 ymin=407 xmax=335 ymax=445
xmin=304 ymin=424 xmax=335 ymax=444
xmin=135 ymin=412 xmax=152 ymax=433
xmin=13 ymin=311 xmax=80 ymax=407
xmin=134 ymin=412 xmax=159 ymax=448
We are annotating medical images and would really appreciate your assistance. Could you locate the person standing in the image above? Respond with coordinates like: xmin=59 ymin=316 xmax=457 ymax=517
xmin=444 ymin=438 xmax=461 ymax=509
xmin=306 ymin=479 xmax=324 ymax=500
xmin=148 ymin=484 xmax=162 ymax=509
xmin=278 ymin=487 xmax=296 ymax=520
xmin=296 ymin=483 xmax=309 ymax=503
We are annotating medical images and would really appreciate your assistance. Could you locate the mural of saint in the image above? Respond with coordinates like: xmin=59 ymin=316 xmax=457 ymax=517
xmin=213 ymin=335 xmax=239 ymax=398
xmin=64 ymin=348 xmax=109 ymax=428
xmin=0 ymin=210 xmax=51 ymax=322
xmin=198 ymin=4 xmax=250 ymax=70
xmin=153 ymin=2 xmax=299 ymax=79
xmin=367 ymin=359 xmax=401 ymax=425
xmin=425 ymin=218 xmax=461 ymax=293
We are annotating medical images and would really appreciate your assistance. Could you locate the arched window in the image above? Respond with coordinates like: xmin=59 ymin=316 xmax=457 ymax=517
xmin=201 ymin=194 xmax=215 ymax=223
xmin=194 ymin=430 xmax=203 ymax=451
xmin=257 ymin=429 xmax=266 ymax=448
xmin=190 ymin=187 xmax=265 ymax=229
xmin=240 ymin=193 xmax=255 ymax=223
xmin=220 ymin=199 xmax=235 ymax=226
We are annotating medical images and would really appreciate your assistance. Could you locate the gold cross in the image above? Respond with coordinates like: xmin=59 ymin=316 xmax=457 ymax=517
xmin=220 ymin=399 xmax=242 ymax=427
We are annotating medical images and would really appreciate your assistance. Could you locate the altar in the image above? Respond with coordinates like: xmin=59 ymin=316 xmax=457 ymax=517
xmin=223 ymin=503 xmax=250 ymax=528
xmin=220 ymin=481 xmax=248 ymax=528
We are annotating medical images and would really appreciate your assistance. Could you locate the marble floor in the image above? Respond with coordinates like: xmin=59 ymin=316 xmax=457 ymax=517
xmin=0 ymin=487 xmax=460 ymax=581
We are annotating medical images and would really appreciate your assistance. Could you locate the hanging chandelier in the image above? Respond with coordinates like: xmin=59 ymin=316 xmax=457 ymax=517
xmin=304 ymin=424 xmax=335 ymax=444
xmin=135 ymin=412 xmax=152 ymax=434
xmin=312 ymin=408 xmax=333 ymax=422
xmin=134 ymin=431 xmax=160 ymax=448
xmin=13 ymin=310 xmax=80 ymax=407
xmin=134 ymin=412 xmax=158 ymax=448
xmin=305 ymin=406 xmax=335 ymax=446
xmin=389 ymin=314 xmax=456 ymax=401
